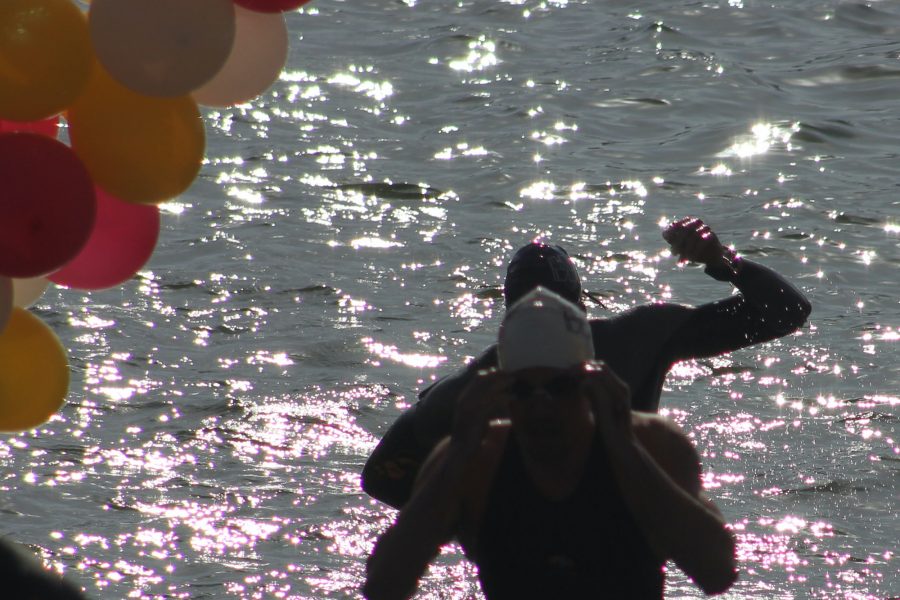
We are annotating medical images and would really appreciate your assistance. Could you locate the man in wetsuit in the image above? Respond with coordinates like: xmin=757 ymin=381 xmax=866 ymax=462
xmin=364 ymin=289 xmax=738 ymax=599
xmin=362 ymin=217 xmax=812 ymax=509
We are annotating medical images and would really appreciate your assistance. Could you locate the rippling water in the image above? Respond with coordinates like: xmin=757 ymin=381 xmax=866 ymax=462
xmin=3 ymin=1 xmax=899 ymax=598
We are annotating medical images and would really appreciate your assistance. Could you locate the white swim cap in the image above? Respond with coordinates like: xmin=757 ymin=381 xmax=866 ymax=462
xmin=498 ymin=287 xmax=594 ymax=372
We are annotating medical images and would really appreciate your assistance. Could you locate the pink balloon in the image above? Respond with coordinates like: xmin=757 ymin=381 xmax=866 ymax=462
xmin=192 ymin=6 xmax=288 ymax=107
xmin=234 ymin=0 xmax=311 ymax=12
xmin=0 ymin=116 xmax=59 ymax=138
xmin=0 ymin=133 xmax=96 ymax=278
xmin=49 ymin=187 xmax=160 ymax=290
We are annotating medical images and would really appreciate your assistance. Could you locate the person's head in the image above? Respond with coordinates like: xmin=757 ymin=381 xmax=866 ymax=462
xmin=503 ymin=242 xmax=584 ymax=310
xmin=497 ymin=287 xmax=594 ymax=458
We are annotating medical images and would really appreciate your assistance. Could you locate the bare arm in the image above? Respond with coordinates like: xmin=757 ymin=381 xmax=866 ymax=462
xmin=363 ymin=440 xmax=468 ymax=600
xmin=582 ymin=362 xmax=737 ymax=595
xmin=364 ymin=370 xmax=510 ymax=600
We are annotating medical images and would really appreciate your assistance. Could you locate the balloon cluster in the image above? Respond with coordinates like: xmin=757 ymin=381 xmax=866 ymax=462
xmin=0 ymin=0 xmax=307 ymax=431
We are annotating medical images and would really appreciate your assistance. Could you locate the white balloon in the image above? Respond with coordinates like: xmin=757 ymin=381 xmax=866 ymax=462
xmin=192 ymin=6 xmax=288 ymax=107
xmin=12 ymin=276 xmax=51 ymax=308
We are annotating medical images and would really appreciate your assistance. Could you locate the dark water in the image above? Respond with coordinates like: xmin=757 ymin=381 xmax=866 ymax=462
xmin=2 ymin=0 xmax=898 ymax=598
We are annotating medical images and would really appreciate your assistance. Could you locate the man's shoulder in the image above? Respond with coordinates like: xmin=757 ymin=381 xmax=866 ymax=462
xmin=632 ymin=412 xmax=689 ymax=441
xmin=589 ymin=303 xmax=695 ymax=347
xmin=631 ymin=413 xmax=699 ymax=463
xmin=591 ymin=301 xmax=692 ymax=325
xmin=631 ymin=412 xmax=702 ymax=491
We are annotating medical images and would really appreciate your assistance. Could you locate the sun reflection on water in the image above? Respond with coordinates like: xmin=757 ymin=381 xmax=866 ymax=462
xmin=363 ymin=338 xmax=446 ymax=369
xmin=448 ymin=36 xmax=499 ymax=73
xmin=5 ymin=0 xmax=899 ymax=597
xmin=720 ymin=122 xmax=799 ymax=159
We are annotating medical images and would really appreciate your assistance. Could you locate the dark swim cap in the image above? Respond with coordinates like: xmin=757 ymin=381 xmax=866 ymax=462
xmin=503 ymin=242 xmax=582 ymax=307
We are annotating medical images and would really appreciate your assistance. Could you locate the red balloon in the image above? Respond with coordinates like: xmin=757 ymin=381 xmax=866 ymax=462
xmin=0 ymin=116 xmax=59 ymax=138
xmin=49 ymin=187 xmax=160 ymax=290
xmin=234 ymin=0 xmax=311 ymax=12
xmin=0 ymin=133 xmax=96 ymax=278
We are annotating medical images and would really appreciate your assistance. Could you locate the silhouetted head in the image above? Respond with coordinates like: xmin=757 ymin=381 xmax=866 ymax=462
xmin=497 ymin=287 xmax=594 ymax=459
xmin=503 ymin=242 xmax=583 ymax=310
xmin=498 ymin=287 xmax=593 ymax=373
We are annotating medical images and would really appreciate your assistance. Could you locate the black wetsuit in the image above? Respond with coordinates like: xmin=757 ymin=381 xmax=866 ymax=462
xmin=363 ymin=259 xmax=811 ymax=508
xmin=475 ymin=437 xmax=664 ymax=599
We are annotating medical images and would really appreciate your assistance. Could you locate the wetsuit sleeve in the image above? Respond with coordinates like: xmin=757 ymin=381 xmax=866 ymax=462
xmin=360 ymin=347 xmax=498 ymax=509
xmin=662 ymin=258 xmax=811 ymax=362
xmin=361 ymin=405 xmax=429 ymax=510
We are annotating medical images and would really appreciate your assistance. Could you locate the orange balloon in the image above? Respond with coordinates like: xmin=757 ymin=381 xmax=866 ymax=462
xmin=0 ymin=0 xmax=92 ymax=121
xmin=67 ymin=63 xmax=206 ymax=205
xmin=89 ymin=0 xmax=236 ymax=97
xmin=0 ymin=307 xmax=69 ymax=431
xmin=192 ymin=6 xmax=288 ymax=107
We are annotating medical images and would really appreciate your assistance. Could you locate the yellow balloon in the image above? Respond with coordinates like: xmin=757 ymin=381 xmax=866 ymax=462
xmin=0 ymin=0 xmax=92 ymax=121
xmin=0 ymin=307 xmax=69 ymax=431
xmin=67 ymin=63 xmax=206 ymax=205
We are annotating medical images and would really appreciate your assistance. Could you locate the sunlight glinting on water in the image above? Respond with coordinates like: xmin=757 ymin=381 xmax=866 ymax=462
xmin=666 ymin=359 xmax=714 ymax=384
xmin=5 ymin=1 xmax=900 ymax=598
xmin=348 ymin=236 xmax=400 ymax=250
xmin=434 ymin=142 xmax=490 ymax=161
xmin=43 ymin=376 xmax=384 ymax=596
xmin=448 ymin=36 xmax=499 ymax=73
xmin=734 ymin=514 xmax=891 ymax=598
xmin=329 ymin=69 xmax=393 ymax=100
xmin=448 ymin=292 xmax=495 ymax=332
xmin=719 ymin=122 xmax=800 ymax=159
xmin=519 ymin=180 xmax=556 ymax=201
xmin=86 ymin=361 xmax=157 ymax=406
xmin=363 ymin=338 xmax=446 ymax=369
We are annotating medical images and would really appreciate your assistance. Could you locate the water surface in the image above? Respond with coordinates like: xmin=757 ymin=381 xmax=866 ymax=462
xmin=2 ymin=1 xmax=898 ymax=598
